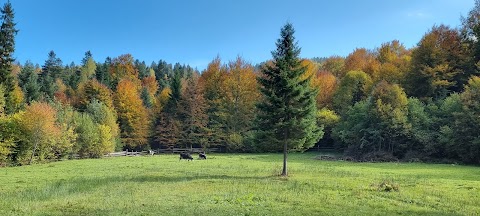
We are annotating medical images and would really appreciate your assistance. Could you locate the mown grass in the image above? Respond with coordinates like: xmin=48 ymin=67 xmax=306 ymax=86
xmin=0 ymin=153 xmax=479 ymax=215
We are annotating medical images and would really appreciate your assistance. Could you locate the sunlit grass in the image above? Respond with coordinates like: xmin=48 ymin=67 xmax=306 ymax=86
xmin=0 ymin=153 xmax=479 ymax=215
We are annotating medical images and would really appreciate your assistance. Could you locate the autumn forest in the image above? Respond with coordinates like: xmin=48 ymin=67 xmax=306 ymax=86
xmin=1 ymin=1 xmax=480 ymax=167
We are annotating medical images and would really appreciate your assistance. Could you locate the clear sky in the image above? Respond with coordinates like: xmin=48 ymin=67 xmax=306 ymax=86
xmin=11 ymin=0 xmax=475 ymax=70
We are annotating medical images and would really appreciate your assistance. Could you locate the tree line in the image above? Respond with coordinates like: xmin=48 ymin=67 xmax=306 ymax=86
xmin=1 ymin=1 xmax=480 ymax=166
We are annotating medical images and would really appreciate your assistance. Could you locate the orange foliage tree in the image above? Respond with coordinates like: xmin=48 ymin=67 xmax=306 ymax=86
xmin=316 ymin=71 xmax=337 ymax=109
xmin=179 ymin=74 xmax=209 ymax=149
xmin=114 ymin=79 xmax=149 ymax=149
xmin=344 ymin=48 xmax=380 ymax=81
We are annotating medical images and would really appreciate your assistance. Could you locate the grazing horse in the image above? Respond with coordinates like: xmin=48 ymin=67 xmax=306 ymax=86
xmin=179 ymin=152 xmax=193 ymax=161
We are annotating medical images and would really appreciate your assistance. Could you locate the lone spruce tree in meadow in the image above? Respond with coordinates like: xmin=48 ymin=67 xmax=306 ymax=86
xmin=255 ymin=23 xmax=322 ymax=176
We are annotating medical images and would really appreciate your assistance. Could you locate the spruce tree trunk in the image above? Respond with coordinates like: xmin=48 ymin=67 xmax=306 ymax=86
xmin=282 ymin=142 xmax=288 ymax=176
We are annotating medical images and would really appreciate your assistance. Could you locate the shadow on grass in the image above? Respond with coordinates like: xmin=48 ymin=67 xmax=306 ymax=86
xmin=3 ymin=174 xmax=274 ymax=203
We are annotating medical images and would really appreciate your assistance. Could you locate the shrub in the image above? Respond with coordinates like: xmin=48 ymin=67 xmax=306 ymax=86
xmin=376 ymin=180 xmax=399 ymax=192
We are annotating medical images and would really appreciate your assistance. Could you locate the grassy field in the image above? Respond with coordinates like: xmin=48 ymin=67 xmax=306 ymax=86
xmin=0 ymin=153 xmax=479 ymax=216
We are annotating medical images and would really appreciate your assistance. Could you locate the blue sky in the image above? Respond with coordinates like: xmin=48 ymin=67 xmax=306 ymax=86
xmin=12 ymin=0 xmax=474 ymax=70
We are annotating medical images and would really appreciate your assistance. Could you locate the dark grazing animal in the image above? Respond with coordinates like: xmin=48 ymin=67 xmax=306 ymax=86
xmin=179 ymin=153 xmax=193 ymax=161
xmin=198 ymin=152 xmax=207 ymax=160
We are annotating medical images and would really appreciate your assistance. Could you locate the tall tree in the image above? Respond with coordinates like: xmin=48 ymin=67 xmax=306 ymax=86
xmin=344 ymin=48 xmax=380 ymax=81
xmin=0 ymin=1 xmax=18 ymax=114
xmin=321 ymin=56 xmax=345 ymax=78
xmin=332 ymin=70 xmax=373 ymax=116
xmin=155 ymin=60 xmax=172 ymax=88
xmin=40 ymin=51 xmax=63 ymax=100
xmin=76 ymin=79 xmax=114 ymax=110
xmin=84 ymin=100 xmax=118 ymax=154
xmin=223 ymin=57 xmax=260 ymax=151
xmin=376 ymin=40 xmax=411 ymax=84
xmin=332 ymin=81 xmax=410 ymax=159
xmin=179 ymin=74 xmax=209 ymax=149
xmin=18 ymin=102 xmax=60 ymax=164
xmin=109 ymin=54 xmax=139 ymax=87
xmin=200 ymin=57 xmax=229 ymax=148
xmin=255 ymin=23 xmax=322 ymax=176
xmin=155 ymin=70 xmax=183 ymax=149
xmin=448 ymin=76 xmax=480 ymax=163
xmin=79 ymin=51 xmax=96 ymax=84
xmin=0 ymin=84 xmax=4 ymax=116
xmin=135 ymin=60 xmax=149 ymax=78
xmin=315 ymin=71 xmax=337 ymax=109
xmin=19 ymin=61 xmax=40 ymax=104
xmin=461 ymin=0 xmax=480 ymax=84
xmin=406 ymin=25 xmax=466 ymax=99
xmin=114 ymin=79 xmax=149 ymax=150
xmin=141 ymin=76 xmax=158 ymax=108
xmin=96 ymin=57 xmax=112 ymax=88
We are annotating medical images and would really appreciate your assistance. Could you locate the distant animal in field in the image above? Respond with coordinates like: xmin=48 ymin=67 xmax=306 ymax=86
xmin=198 ymin=152 xmax=207 ymax=160
xmin=179 ymin=153 xmax=193 ymax=161
xmin=148 ymin=150 xmax=154 ymax=156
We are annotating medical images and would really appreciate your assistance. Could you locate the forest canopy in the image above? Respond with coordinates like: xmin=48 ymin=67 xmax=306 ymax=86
xmin=1 ymin=1 xmax=480 ymax=166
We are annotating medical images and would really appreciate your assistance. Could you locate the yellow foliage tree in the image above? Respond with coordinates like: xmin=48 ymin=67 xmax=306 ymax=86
xmin=115 ymin=79 xmax=149 ymax=149
xmin=18 ymin=102 xmax=60 ymax=164
xmin=224 ymin=57 xmax=260 ymax=135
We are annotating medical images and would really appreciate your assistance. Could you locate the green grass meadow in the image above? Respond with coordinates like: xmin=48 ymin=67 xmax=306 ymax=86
xmin=0 ymin=153 xmax=479 ymax=215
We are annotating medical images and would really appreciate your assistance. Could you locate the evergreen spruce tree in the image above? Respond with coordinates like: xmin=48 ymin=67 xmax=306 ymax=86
xmin=140 ymin=87 xmax=154 ymax=108
xmin=0 ymin=84 xmax=5 ymax=116
xmin=40 ymin=51 xmax=63 ymax=99
xmin=135 ymin=60 xmax=148 ymax=78
xmin=255 ymin=23 xmax=322 ymax=176
xmin=96 ymin=57 xmax=112 ymax=88
xmin=155 ymin=60 xmax=172 ymax=87
xmin=81 ymin=51 xmax=92 ymax=66
xmin=18 ymin=61 xmax=40 ymax=104
xmin=0 ymin=1 xmax=18 ymax=114
xmin=155 ymin=71 xmax=183 ymax=149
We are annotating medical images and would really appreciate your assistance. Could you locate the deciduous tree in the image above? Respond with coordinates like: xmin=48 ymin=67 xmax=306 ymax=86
xmin=406 ymin=25 xmax=466 ymax=99
xmin=315 ymin=71 xmax=337 ymax=109
xmin=110 ymin=54 xmax=139 ymax=87
xmin=199 ymin=57 xmax=228 ymax=148
xmin=114 ymin=79 xmax=149 ymax=149
xmin=333 ymin=70 xmax=373 ymax=115
xmin=18 ymin=102 xmax=60 ymax=164
xmin=223 ymin=57 xmax=260 ymax=151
